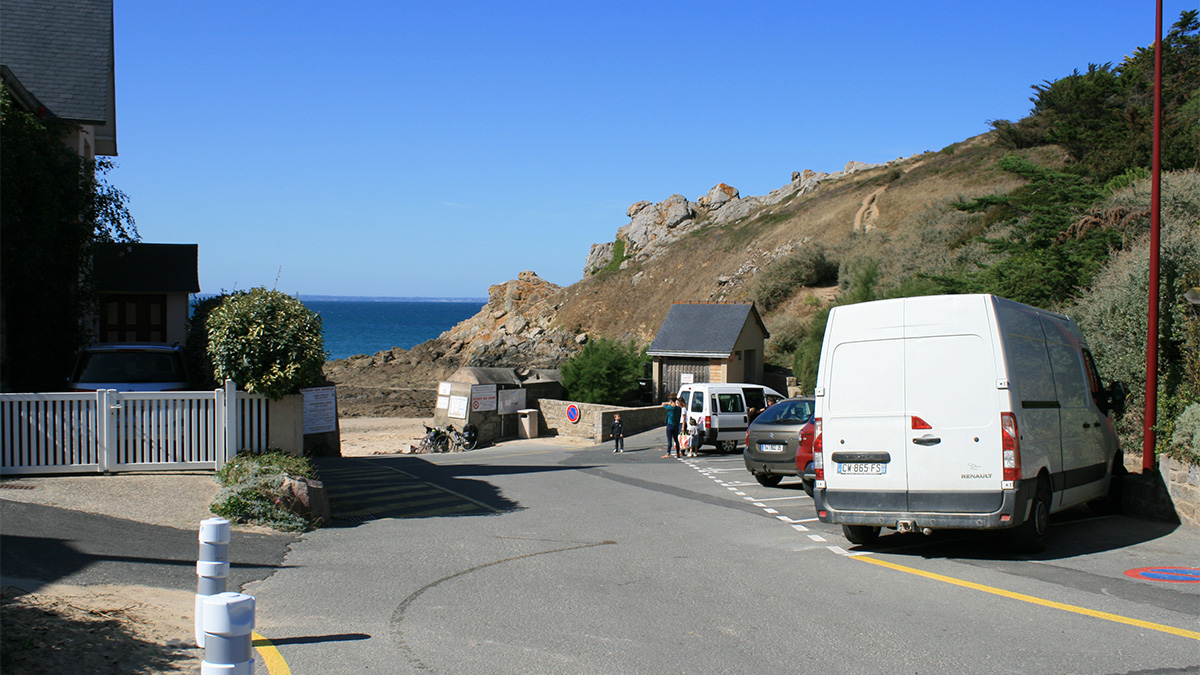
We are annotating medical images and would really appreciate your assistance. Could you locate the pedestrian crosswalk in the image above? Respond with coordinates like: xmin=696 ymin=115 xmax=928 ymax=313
xmin=317 ymin=461 xmax=500 ymax=522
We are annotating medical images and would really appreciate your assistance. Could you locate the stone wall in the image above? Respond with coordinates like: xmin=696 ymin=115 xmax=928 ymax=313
xmin=537 ymin=400 xmax=663 ymax=443
xmin=1161 ymin=456 xmax=1199 ymax=528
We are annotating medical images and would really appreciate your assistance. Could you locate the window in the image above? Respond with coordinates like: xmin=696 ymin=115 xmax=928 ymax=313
xmin=99 ymin=294 xmax=167 ymax=342
xmin=717 ymin=393 xmax=745 ymax=413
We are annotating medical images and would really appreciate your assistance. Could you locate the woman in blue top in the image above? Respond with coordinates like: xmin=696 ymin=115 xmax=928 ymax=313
xmin=662 ymin=394 xmax=683 ymax=458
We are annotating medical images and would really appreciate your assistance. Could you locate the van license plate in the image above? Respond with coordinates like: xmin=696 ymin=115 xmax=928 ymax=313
xmin=759 ymin=443 xmax=785 ymax=453
xmin=839 ymin=463 xmax=886 ymax=475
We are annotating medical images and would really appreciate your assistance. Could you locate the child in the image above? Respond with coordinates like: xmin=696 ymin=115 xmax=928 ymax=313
xmin=688 ymin=418 xmax=704 ymax=458
xmin=611 ymin=414 xmax=625 ymax=453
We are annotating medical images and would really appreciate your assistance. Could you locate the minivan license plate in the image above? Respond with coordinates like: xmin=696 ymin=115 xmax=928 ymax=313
xmin=839 ymin=463 xmax=886 ymax=475
xmin=759 ymin=443 xmax=785 ymax=453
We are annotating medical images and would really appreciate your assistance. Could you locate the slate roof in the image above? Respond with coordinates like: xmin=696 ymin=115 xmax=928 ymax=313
xmin=647 ymin=303 xmax=767 ymax=358
xmin=1 ymin=0 xmax=116 ymax=151
xmin=94 ymin=244 xmax=201 ymax=293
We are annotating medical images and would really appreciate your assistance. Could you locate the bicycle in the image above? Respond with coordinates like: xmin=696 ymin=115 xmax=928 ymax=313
xmin=445 ymin=423 xmax=479 ymax=451
xmin=418 ymin=424 xmax=451 ymax=453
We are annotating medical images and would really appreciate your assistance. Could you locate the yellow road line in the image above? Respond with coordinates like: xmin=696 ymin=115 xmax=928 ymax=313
xmin=853 ymin=555 xmax=1200 ymax=641
xmin=252 ymin=632 xmax=292 ymax=674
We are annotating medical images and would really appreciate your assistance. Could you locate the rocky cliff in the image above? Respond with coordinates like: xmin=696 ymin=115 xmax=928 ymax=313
xmin=329 ymin=134 xmax=1022 ymax=416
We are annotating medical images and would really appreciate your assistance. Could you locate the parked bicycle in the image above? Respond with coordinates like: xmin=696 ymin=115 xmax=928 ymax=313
xmin=418 ymin=424 xmax=451 ymax=453
xmin=446 ymin=423 xmax=479 ymax=451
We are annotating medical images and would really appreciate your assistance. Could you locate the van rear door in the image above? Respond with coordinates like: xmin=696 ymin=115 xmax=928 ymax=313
xmin=901 ymin=296 xmax=1003 ymax=511
xmin=822 ymin=300 xmax=910 ymax=512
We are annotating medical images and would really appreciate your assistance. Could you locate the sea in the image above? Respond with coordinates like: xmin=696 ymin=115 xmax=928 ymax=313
xmin=301 ymin=297 xmax=487 ymax=361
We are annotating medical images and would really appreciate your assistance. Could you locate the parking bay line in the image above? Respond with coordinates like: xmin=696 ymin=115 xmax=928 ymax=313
xmin=853 ymin=555 xmax=1200 ymax=642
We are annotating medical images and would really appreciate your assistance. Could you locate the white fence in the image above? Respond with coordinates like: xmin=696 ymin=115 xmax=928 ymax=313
xmin=0 ymin=381 xmax=269 ymax=476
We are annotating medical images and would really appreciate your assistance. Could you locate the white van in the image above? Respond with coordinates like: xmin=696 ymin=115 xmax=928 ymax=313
xmin=678 ymin=383 xmax=785 ymax=452
xmin=812 ymin=294 xmax=1126 ymax=552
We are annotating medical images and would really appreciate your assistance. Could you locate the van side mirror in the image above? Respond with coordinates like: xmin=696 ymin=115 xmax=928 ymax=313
xmin=1102 ymin=381 xmax=1128 ymax=417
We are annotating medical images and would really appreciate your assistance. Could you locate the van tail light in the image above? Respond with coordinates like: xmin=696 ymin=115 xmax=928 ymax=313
xmin=911 ymin=415 xmax=932 ymax=430
xmin=1001 ymin=412 xmax=1020 ymax=482
xmin=705 ymin=415 xmax=711 ymax=428
xmin=813 ymin=417 xmax=824 ymax=480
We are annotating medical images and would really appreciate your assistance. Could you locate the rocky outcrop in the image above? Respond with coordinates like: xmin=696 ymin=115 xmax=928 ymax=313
xmin=325 ymin=271 xmax=585 ymax=416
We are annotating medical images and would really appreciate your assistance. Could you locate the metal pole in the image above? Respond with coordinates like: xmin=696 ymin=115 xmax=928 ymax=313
xmin=1142 ymin=0 xmax=1163 ymax=472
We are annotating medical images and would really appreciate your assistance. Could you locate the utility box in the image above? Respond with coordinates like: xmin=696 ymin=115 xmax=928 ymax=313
xmin=517 ymin=409 xmax=539 ymax=439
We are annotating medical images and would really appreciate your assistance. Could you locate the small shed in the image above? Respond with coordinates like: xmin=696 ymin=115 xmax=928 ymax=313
xmin=434 ymin=366 xmax=565 ymax=445
xmin=646 ymin=302 xmax=769 ymax=401
xmin=92 ymin=243 xmax=200 ymax=344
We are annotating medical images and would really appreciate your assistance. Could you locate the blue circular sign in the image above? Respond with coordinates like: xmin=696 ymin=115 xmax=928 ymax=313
xmin=1124 ymin=567 xmax=1200 ymax=583
xmin=566 ymin=404 xmax=581 ymax=424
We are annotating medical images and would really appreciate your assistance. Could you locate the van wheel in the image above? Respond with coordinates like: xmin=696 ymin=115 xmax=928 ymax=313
xmin=802 ymin=479 xmax=814 ymax=498
xmin=720 ymin=440 xmax=739 ymax=453
xmin=755 ymin=473 xmax=782 ymax=487
xmin=1013 ymin=483 xmax=1050 ymax=553
xmin=842 ymin=525 xmax=880 ymax=546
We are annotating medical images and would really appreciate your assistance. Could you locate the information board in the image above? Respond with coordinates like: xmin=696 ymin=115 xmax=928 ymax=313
xmin=471 ymin=384 xmax=498 ymax=412
xmin=301 ymin=386 xmax=338 ymax=435
xmin=498 ymin=388 xmax=526 ymax=415
xmin=448 ymin=395 xmax=469 ymax=419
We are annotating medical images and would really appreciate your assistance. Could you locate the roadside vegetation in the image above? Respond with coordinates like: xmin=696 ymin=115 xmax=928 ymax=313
xmin=210 ymin=450 xmax=321 ymax=532
xmin=561 ymin=337 xmax=647 ymax=405
xmin=777 ymin=11 xmax=1199 ymax=463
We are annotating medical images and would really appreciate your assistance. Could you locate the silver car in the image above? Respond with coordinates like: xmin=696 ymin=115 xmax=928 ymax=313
xmin=743 ymin=397 xmax=816 ymax=491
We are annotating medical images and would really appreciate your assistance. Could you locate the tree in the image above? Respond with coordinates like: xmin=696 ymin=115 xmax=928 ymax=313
xmin=560 ymin=338 xmax=646 ymax=404
xmin=0 ymin=87 xmax=138 ymax=391
xmin=206 ymin=288 xmax=327 ymax=399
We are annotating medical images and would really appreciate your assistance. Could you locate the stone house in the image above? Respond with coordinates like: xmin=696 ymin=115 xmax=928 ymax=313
xmin=647 ymin=302 xmax=769 ymax=401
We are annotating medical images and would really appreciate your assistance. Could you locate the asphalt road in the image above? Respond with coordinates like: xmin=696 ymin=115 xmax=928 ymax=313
xmin=0 ymin=500 xmax=296 ymax=592
xmin=245 ymin=429 xmax=1200 ymax=675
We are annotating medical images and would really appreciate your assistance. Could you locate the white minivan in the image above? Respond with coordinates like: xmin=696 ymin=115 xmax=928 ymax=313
xmin=678 ymin=383 xmax=785 ymax=452
xmin=812 ymin=294 xmax=1126 ymax=552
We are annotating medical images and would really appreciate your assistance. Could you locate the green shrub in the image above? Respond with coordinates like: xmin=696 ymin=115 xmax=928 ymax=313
xmin=1168 ymin=403 xmax=1200 ymax=464
xmin=1065 ymin=171 xmax=1200 ymax=455
xmin=206 ymin=288 xmax=327 ymax=399
xmin=211 ymin=450 xmax=318 ymax=532
xmin=753 ymin=245 xmax=839 ymax=312
xmin=561 ymin=338 xmax=646 ymax=404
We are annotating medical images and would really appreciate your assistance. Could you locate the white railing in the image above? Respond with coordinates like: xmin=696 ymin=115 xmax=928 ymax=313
xmin=0 ymin=381 xmax=270 ymax=476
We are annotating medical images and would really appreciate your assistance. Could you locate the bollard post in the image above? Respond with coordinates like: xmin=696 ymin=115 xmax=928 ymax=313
xmin=196 ymin=517 xmax=231 ymax=647
xmin=201 ymin=592 xmax=256 ymax=675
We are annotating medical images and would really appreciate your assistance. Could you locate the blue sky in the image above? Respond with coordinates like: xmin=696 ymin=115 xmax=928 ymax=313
xmin=109 ymin=1 xmax=1190 ymax=298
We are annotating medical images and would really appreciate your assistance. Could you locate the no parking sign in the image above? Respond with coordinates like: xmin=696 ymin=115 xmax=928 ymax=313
xmin=566 ymin=404 xmax=581 ymax=424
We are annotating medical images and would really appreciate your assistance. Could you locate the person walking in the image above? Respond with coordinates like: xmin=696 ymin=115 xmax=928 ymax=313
xmin=662 ymin=394 xmax=683 ymax=458
xmin=611 ymin=414 xmax=625 ymax=453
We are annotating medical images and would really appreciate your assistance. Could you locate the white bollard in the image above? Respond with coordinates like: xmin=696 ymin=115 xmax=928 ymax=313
xmin=201 ymin=592 xmax=256 ymax=675
xmin=196 ymin=517 xmax=231 ymax=647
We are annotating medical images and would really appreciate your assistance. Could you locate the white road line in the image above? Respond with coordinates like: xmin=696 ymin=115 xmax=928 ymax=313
xmin=808 ymin=534 xmax=827 ymax=542
xmin=777 ymin=516 xmax=804 ymax=523
xmin=735 ymin=492 xmax=746 ymax=496
xmin=763 ymin=508 xmax=779 ymax=514
xmin=726 ymin=487 xmax=739 ymax=491
xmin=754 ymin=495 xmax=810 ymax=502
xmin=797 ymin=517 xmax=820 ymax=522
xmin=752 ymin=502 xmax=767 ymax=507
xmin=791 ymin=524 xmax=809 ymax=532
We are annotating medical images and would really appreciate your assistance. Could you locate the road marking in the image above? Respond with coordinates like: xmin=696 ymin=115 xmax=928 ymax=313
xmin=853 ymin=556 xmax=1200 ymax=642
xmin=735 ymin=492 xmax=746 ymax=496
xmin=791 ymin=524 xmax=809 ymax=532
xmin=777 ymin=516 xmax=805 ymax=523
xmin=763 ymin=508 xmax=779 ymax=514
xmin=252 ymin=632 xmax=291 ymax=674
xmin=808 ymin=534 xmax=826 ymax=542
xmin=755 ymin=495 xmax=810 ymax=502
